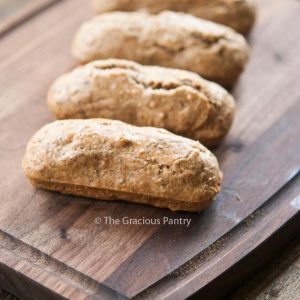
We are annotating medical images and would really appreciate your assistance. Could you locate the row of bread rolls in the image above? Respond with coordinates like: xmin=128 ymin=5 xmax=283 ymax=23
xmin=23 ymin=0 xmax=255 ymax=212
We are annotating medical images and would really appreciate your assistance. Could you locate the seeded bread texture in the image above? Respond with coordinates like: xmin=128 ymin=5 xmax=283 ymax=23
xmin=72 ymin=11 xmax=249 ymax=86
xmin=48 ymin=59 xmax=235 ymax=146
xmin=22 ymin=119 xmax=222 ymax=212
xmin=91 ymin=0 xmax=256 ymax=35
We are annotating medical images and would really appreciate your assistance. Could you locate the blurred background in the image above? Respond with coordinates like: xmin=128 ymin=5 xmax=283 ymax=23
xmin=0 ymin=0 xmax=33 ymax=19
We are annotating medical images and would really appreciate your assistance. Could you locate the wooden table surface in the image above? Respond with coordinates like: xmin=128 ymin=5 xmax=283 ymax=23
xmin=0 ymin=0 xmax=299 ymax=299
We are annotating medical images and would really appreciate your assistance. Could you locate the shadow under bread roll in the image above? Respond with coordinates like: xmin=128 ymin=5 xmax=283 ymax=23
xmin=22 ymin=119 xmax=222 ymax=212
xmin=91 ymin=0 xmax=256 ymax=35
xmin=72 ymin=11 xmax=250 ymax=86
xmin=48 ymin=59 xmax=235 ymax=147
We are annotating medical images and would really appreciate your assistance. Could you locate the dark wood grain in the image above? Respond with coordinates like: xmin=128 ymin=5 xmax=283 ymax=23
xmin=0 ymin=0 xmax=299 ymax=299
xmin=0 ymin=288 xmax=18 ymax=300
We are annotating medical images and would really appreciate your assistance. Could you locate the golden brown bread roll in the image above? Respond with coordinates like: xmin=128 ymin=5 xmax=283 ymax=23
xmin=48 ymin=59 xmax=235 ymax=146
xmin=91 ymin=0 xmax=256 ymax=35
xmin=72 ymin=11 xmax=250 ymax=86
xmin=22 ymin=119 xmax=222 ymax=212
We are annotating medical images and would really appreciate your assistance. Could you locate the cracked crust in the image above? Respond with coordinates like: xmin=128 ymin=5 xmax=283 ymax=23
xmin=22 ymin=119 xmax=222 ymax=212
xmin=91 ymin=0 xmax=256 ymax=35
xmin=72 ymin=11 xmax=250 ymax=86
xmin=48 ymin=59 xmax=235 ymax=146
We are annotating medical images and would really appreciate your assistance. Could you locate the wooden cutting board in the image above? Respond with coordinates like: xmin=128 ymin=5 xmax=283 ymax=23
xmin=0 ymin=0 xmax=299 ymax=299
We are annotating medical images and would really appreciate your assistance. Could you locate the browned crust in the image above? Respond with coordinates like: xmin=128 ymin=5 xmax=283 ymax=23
xmin=30 ymin=179 xmax=212 ymax=212
xmin=72 ymin=11 xmax=250 ymax=86
xmin=22 ymin=119 xmax=222 ymax=212
xmin=48 ymin=59 xmax=235 ymax=146
xmin=91 ymin=0 xmax=256 ymax=35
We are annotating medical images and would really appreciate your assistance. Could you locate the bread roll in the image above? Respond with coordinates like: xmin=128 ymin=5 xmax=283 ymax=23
xmin=48 ymin=59 xmax=235 ymax=146
xmin=91 ymin=0 xmax=256 ymax=35
xmin=72 ymin=11 xmax=250 ymax=86
xmin=22 ymin=119 xmax=222 ymax=212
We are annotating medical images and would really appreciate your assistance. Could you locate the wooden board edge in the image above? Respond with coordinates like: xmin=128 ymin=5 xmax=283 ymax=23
xmin=187 ymin=213 xmax=300 ymax=300
xmin=0 ymin=252 xmax=66 ymax=300
xmin=134 ymin=174 xmax=300 ymax=300
xmin=0 ymin=0 xmax=65 ymax=38
xmin=0 ymin=231 xmax=125 ymax=300
xmin=1 ymin=177 xmax=298 ymax=300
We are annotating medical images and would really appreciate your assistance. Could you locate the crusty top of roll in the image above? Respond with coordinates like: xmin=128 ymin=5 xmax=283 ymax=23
xmin=72 ymin=11 xmax=249 ymax=86
xmin=23 ymin=119 xmax=222 ymax=205
xmin=91 ymin=0 xmax=256 ymax=35
xmin=48 ymin=59 xmax=235 ymax=145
